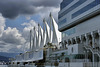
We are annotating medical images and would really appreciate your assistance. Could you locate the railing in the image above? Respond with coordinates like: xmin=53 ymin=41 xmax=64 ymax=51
xmin=59 ymin=62 xmax=100 ymax=67
xmin=83 ymin=62 xmax=100 ymax=67
xmin=9 ymin=62 xmax=100 ymax=67
xmin=14 ymin=50 xmax=43 ymax=62
xmin=52 ymin=47 xmax=67 ymax=52
xmin=70 ymin=59 xmax=90 ymax=62
xmin=84 ymin=45 xmax=100 ymax=57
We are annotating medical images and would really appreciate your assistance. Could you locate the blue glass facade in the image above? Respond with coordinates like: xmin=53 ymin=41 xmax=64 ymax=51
xmin=58 ymin=0 xmax=100 ymax=28
xmin=59 ymin=0 xmax=87 ymax=19
xmin=65 ymin=27 xmax=75 ymax=36
xmin=72 ymin=0 xmax=100 ymax=18
xmin=60 ymin=0 xmax=74 ymax=10
xmin=62 ymin=27 xmax=76 ymax=38
xmin=58 ymin=18 xmax=66 ymax=26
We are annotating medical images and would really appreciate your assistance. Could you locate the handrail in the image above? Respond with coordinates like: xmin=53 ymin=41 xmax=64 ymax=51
xmin=84 ymin=45 xmax=100 ymax=57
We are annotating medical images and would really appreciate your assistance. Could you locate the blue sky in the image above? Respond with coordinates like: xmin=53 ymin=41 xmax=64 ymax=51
xmin=0 ymin=0 xmax=62 ymax=53
xmin=5 ymin=14 xmax=42 ymax=31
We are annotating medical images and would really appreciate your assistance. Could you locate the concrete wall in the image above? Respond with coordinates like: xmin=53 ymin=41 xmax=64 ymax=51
xmin=59 ymin=63 xmax=68 ymax=67
xmin=58 ymin=0 xmax=100 ymax=31
xmin=0 ymin=65 xmax=8 ymax=67
xmin=76 ymin=15 xmax=100 ymax=35
xmin=67 ymin=44 xmax=84 ymax=55
xmin=68 ymin=44 xmax=78 ymax=55
xmin=64 ymin=14 xmax=100 ymax=40
xmin=70 ymin=63 xmax=83 ymax=67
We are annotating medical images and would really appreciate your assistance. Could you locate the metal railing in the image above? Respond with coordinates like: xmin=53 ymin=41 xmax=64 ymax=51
xmin=8 ymin=62 xmax=100 ymax=67
xmin=84 ymin=45 xmax=100 ymax=57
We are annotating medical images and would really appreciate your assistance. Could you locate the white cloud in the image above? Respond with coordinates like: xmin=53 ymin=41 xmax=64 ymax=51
xmin=0 ymin=24 xmax=27 ymax=52
xmin=22 ymin=20 xmax=38 ymax=28
xmin=0 ymin=6 xmax=60 ymax=53
xmin=22 ymin=20 xmax=38 ymax=40
xmin=33 ymin=6 xmax=60 ymax=23
xmin=19 ymin=20 xmax=38 ymax=52
xmin=0 ymin=0 xmax=62 ymax=53
xmin=17 ymin=45 xmax=22 ymax=49
xmin=1 ymin=27 xmax=26 ymax=45
xmin=0 ymin=43 xmax=17 ymax=52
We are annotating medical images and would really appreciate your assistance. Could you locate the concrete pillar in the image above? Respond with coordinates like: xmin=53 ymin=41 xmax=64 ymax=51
xmin=70 ymin=39 xmax=73 ymax=45
xmin=98 ymin=30 xmax=100 ymax=49
xmin=91 ymin=32 xmax=95 ymax=48
xmin=75 ymin=37 xmax=78 ymax=44
xmin=85 ymin=34 xmax=88 ymax=46
xmin=91 ymin=32 xmax=95 ymax=67
xmin=79 ymin=36 xmax=82 ymax=44
xmin=81 ymin=35 xmax=85 ymax=45
xmin=98 ymin=30 xmax=100 ymax=62
xmin=92 ymin=53 xmax=95 ymax=67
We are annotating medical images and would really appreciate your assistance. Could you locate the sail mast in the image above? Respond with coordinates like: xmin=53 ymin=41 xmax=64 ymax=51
xmin=30 ymin=30 xmax=32 ymax=50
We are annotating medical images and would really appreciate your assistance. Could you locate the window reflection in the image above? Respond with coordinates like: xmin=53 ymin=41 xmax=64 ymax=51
xmin=62 ymin=27 xmax=76 ymax=39
xmin=58 ymin=18 xmax=66 ymax=26
xmin=72 ymin=0 xmax=100 ymax=18
xmin=59 ymin=0 xmax=87 ymax=19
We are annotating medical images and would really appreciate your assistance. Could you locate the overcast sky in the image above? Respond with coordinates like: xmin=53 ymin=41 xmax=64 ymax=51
xmin=0 ymin=0 xmax=62 ymax=53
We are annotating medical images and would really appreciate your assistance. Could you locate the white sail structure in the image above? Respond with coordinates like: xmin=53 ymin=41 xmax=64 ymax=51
xmin=30 ymin=30 xmax=32 ymax=50
xmin=50 ymin=13 xmax=62 ymax=46
xmin=40 ymin=25 xmax=46 ymax=48
xmin=32 ymin=27 xmax=37 ymax=51
xmin=37 ymin=24 xmax=41 ymax=49
xmin=14 ymin=13 xmax=62 ymax=62
xmin=43 ymin=19 xmax=51 ymax=44
xmin=35 ymin=29 xmax=39 ymax=50
xmin=32 ymin=27 xmax=35 ymax=51
xmin=50 ymin=18 xmax=53 ymax=43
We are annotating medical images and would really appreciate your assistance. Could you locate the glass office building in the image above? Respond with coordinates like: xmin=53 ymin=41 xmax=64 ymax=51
xmin=58 ymin=0 xmax=100 ymax=40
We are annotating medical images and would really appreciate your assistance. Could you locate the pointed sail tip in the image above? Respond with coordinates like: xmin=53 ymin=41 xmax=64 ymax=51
xmin=49 ymin=12 xmax=52 ymax=17
xmin=43 ymin=18 xmax=45 ymax=22
xmin=34 ymin=27 xmax=35 ymax=30
xmin=30 ymin=30 xmax=32 ymax=32
xmin=38 ymin=24 xmax=40 ymax=26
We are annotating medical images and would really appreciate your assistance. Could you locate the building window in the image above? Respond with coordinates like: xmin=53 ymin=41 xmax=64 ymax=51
xmin=60 ymin=0 xmax=74 ymax=10
xmin=62 ymin=27 xmax=76 ymax=40
xmin=72 ymin=0 xmax=100 ymax=18
xmin=59 ymin=0 xmax=87 ymax=19
xmin=58 ymin=18 xmax=66 ymax=26
xmin=64 ymin=27 xmax=76 ymax=36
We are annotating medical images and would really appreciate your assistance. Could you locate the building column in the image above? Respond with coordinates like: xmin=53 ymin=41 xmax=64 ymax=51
xmin=91 ymin=32 xmax=95 ymax=48
xmin=85 ymin=34 xmax=88 ymax=46
xmin=81 ymin=35 xmax=85 ymax=46
xmin=75 ymin=37 xmax=78 ymax=44
xmin=79 ymin=36 xmax=82 ymax=44
xmin=70 ymin=39 xmax=73 ymax=45
xmin=91 ymin=32 xmax=95 ymax=67
xmin=98 ymin=30 xmax=100 ymax=62
xmin=98 ymin=30 xmax=100 ymax=49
